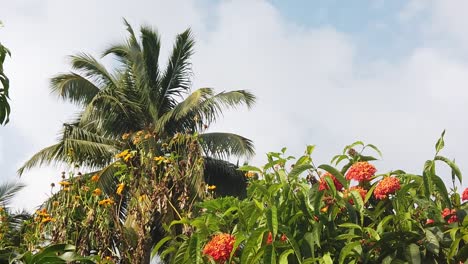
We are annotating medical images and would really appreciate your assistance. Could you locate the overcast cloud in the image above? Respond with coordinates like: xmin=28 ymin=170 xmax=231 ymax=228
xmin=0 ymin=0 xmax=467 ymax=211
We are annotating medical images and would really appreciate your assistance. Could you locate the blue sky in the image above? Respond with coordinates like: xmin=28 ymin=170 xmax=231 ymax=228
xmin=1 ymin=0 xmax=467 ymax=210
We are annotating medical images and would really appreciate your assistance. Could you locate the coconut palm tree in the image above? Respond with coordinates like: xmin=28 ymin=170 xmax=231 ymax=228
xmin=18 ymin=20 xmax=255 ymax=196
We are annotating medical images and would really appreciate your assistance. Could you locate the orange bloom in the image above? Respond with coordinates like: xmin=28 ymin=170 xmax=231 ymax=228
xmin=98 ymin=198 xmax=114 ymax=207
xmin=245 ymin=171 xmax=256 ymax=178
xmin=116 ymin=183 xmax=125 ymax=196
xmin=345 ymin=186 xmax=367 ymax=205
xmin=442 ymin=208 xmax=458 ymax=223
xmin=462 ymin=187 xmax=468 ymax=201
xmin=91 ymin=174 xmax=100 ymax=182
xmin=266 ymin=232 xmax=273 ymax=245
xmin=93 ymin=188 xmax=102 ymax=196
xmin=41 ymin=216 xmax=55 ymax=224
xmin=374 ymin=177 xmax=401 ymax=200
xmin=319 ymin=172 xmax=343 ymax=191
xmin=203 ymin=233 xmax=236 ymax=263
xmin=345 ymin=162 xmax=377 ymax=182
xmin=58 ymin=181 xmax=71 ymax=187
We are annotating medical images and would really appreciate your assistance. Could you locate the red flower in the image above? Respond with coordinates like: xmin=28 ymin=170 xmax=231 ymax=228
xmin=441 ymin=208 xmax=458 ymax=224
xmin=203 ymin=233 xmax=236 ymax=263
xmin=319 ymin=172 xmax=344 ymax=191
xmin=426 ymin=219 xmax=434 ymax=225
xmin=280 ymin=233 xmax=287 ymax=242
xmin=374 ymin=177 xmax=401 ymax=200
xmin=344 ymin=186 xmax=367 ymax=205
xmin=462 ymin=188 xmax=468 ymax=201
xmin=266 ymin=232 xmax=273 ymax=245
xmin=345 ymin=162 xmax=377 ymax=182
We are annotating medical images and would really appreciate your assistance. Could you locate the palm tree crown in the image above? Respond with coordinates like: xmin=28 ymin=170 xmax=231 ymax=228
xmin=19 ymin=20 xmax=255 ymax=196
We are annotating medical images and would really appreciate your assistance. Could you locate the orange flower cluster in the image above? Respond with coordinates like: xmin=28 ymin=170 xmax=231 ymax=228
xmin=203 ymin=233 xmax=236 ymax=263
xmin=374 ymin=177 xmax=401 ymax=200
xmin=98 ymin=198 xmax=114 ymax=207
xmin=345 ymin=162 xmax=376 ymax=182
xmin=116 ymin=183 xmax=125 ymax=196
xmin=319 ymin=172 xmax=343 ymax=191
xmin=91 ymin=174 xmax=100 ymax=182
xmin=441 ymin=208 xmax=458 ymax=223
xmin=35 ymin=208 xmax=55 ymax=224
xmin=344 ymin=186 xmax=367 ymax=205
xmin=462 ymin=187 xmax=468 ymax=201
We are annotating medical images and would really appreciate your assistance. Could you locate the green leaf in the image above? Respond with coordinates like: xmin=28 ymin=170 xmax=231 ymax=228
xmin=267 ymin=206 xmax=278 ymax=236
xmin=279 ymin=249 xmax=294 ymax=264
xmin=322 ymin=252 xmax=333 ymax=264
xmin=339 ymin=241 xmax=360 ymax=264
xmin=151 ymin=236 xmax=172 ymax=257
xmin=264 ymin=245 xmax=276 ymax=264
xmin=188 ymin=234 xmax=202 ymax=264
xmin=289 ymin=164 xmax=313 ymax=179
xmin=405 ymin=243 xmax=421 ymax=264
xmin=331 ymin=154 xmax=348 ymax=165
xmin=318 ymin=164 xmax=348 ymax=189
xmin=366 ymin=144 xmax=382 ymax=157
xmin=338 ymin=223 xmax=362 ymax=231
xmin=238 ymin=165 xmax=262 ymax=173
xmin=434 ymin=155 xmax=462 ymax=184
xmin=425 ymin=229 xmax=439 ymax=255
xmin=435 ymin=130 xmax=445 ymax=154
xmin=423 ymin=160 xmax=434 ymax=198
xmin=432 ymin=174 xmax=451 ymax=208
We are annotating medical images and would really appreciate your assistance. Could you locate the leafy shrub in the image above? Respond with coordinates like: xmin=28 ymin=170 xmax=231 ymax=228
xmin=160 ymin=132 xmax=467 ymax=263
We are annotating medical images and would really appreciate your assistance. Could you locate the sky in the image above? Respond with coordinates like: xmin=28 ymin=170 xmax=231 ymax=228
xmin=1 ymin=0 xmax=468 ymax=211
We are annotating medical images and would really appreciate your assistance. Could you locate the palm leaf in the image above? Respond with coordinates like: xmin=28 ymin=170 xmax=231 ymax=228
xmin=158 ymin=28 xmax=194 ymax=115
xmin=200 ymin=132 xmax=255 ymax=159
xmin=0 ymin=182 xmax=25 ymax=206
xmin=50 ymin=72 xmax=100 ymax=105
xmin=70 ymin=53 xmax=117 ymax=88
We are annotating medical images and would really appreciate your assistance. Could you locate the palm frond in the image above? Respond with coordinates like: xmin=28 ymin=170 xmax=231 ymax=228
xmin=70 ymin=53 xmax=117 ymax=88
xmin=50 ymin=72 xmax=100 ymax=105
xmin=203 ymin=157 xmax=247 ymax=197
xmin=0 ymin=182 xmax=25 ymax=206
xmin=141 ymin=25 xmax=161 ymax=89
xmin=17 ymin=143 xmax=64 ymax=176
xmin=18 ymin=124 xmax=119 ymax=175
xmin=158 ymin=28 xmax=194 ymax=115
xmin=200 ymin=132 xmax=255 ymax=159
xmin=156 ymin=89 xmax=256 ymax=135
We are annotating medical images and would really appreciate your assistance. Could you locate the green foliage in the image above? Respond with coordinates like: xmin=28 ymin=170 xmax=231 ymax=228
xmin=9 ymin=244 xmax=96 ymax=264
xmin=160 ymin=134 xmax=468 ymax=263
xmin=0 ymin=21 xmax=11 ymax=125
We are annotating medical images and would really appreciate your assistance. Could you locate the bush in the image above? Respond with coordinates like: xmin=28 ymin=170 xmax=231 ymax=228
xmin=160 ymin=133 xmax=467 ymax=263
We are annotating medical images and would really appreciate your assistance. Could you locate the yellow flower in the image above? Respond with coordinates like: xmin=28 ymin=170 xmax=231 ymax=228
xmin=144 ymin=133 xmax=152 ymax=139
xmin=138 ymin=194 xmax=147 ymax=202
xmin=36 ymin=208 xmax=49 ymax=217
xmin=91 ymin=174 xmax=100 ymax=182
xmin=52 ymin=201 xmax=59 ymax=207
xmin=82 ymin=186 xmax=90 ymax=192
xmin=122 ymin=133 xmax=130 ymax=140
xmin=154 ymin=156 xmax=165 ymax=162
xmin=136 ymin=130 xmax=144 ymax=136
xmin=123 ymin=154 xmax=132 ymax=162
xmin=41 ymin=216 xmax=56 ymax=224
xmin=116 ymin=183 xmax=125 ymax=196
xmin=245 ymin=171 xmax=256 ymax=178
xmin=0 ymin=207 xmax=4 ymax=212
xmin=93 ymin=188 xmax=102 ymax=196
xmin=207 ymin=185 xmax=216 ymax=191
xmin=63 ymin=187 xmax=70 ymax=192
xmin=58 ymin=181 xmax=71 ymax=187
xmin=74 ymin=195 xmax=81 ymax=201
xmin=98 ymin=198 xmax=114 ymax=207
xmin=115 ymin=149 xmax=129 ymax=159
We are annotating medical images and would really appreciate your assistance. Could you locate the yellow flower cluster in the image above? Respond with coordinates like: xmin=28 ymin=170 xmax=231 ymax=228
xmin=93 ymin=188 xmax=102 ymax=196
xmin=58 ymin=181 xmax=71 ymax=187
xmin=115 ymin=149 xmax=133 ymax=162
xmin=207 ymin=185 xmax=216 ymax=191
xmin=35 ymin=208 xmax=56 ymax=224
xmin=98 ymin=198 xmax=114 ymax=207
